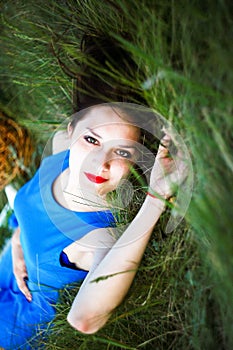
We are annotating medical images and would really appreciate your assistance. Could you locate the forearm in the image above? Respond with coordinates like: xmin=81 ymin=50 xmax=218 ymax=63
xmin=68 ymin=196 xmax=165 ymax=333
xmin=11 ymin=226 xmax=32 ymax=301
xmin=11 ymin=226 xmax=21 ymax=247
xmin=11 ymin=227 xmax=24 ymax=265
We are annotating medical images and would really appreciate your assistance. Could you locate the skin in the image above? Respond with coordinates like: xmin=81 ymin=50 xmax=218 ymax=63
xmin=12 ymin=227 xmax=32 ymax=302
xmin=54 ymin=105 xmax=140 ymax=211
xmin=11 ymin=105 xmax=188 ymax=334
xmin=12 ymin=105 xmax=140 ymax=301
xmin=66 ymin=128 xmax=187 ymax=334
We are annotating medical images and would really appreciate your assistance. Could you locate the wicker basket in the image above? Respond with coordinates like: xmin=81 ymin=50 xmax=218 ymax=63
xmin=0 ymin=112 xmax=34 ymax=191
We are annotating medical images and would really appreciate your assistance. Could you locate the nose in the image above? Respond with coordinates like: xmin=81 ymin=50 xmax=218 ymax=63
xmin=92 ymin=149 xmax=111 ymax=172
xmin=101 ymin=158 xmax=111 ymax=171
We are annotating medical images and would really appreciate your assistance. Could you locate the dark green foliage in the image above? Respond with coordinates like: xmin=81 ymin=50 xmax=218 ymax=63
xmin=0 ymin=0 xmax=232 ymax=349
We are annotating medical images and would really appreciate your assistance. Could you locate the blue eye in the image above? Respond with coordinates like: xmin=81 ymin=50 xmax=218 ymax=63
xmin=116 ymin=149 xmax=132 ymax=159
xmin=84 ymin=135 xmax=99 ymax=145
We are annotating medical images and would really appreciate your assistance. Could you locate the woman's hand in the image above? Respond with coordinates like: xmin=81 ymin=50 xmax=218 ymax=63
xmin=149 ymin=130 xmax=188 ymax=200
xmin=11 ymin=227 xmax=32 ymax=302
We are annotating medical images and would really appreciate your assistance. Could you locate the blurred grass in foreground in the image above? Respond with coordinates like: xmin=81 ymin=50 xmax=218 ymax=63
xmin=0 ymin=0 xmax=232 ymax=349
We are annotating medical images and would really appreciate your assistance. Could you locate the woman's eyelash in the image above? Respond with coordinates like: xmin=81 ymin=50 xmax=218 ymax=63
xmin=83 ymin=136 xmax=132 ymax=159
xmin=115 ymin=149 xmax=132 ymax=159
xmin=84 ymin=135 xmax=99 ymax=145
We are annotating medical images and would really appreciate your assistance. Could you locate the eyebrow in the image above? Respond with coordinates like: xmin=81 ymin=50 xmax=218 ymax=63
xmin=118 ymin=144 xmax=137 ymax=150
xmin=86 ymin=127 xmax=102 ymax=139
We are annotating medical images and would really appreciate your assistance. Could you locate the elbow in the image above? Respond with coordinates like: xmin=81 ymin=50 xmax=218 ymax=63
xmin=67 ymin=310 xmax=110 ymax=335
xmin=67 ymin=313 xmax=96 ymax=334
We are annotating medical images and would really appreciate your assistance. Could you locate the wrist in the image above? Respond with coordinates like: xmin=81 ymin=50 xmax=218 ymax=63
xmin=144 ymin=192 xmax=166 ymax=212
xmin=146 ymin=187 xmax=167 ymax=200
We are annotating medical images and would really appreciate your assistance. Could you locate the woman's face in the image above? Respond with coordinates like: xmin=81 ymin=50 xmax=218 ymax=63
xmin=67 ymin=106 xmax=140 ymax=198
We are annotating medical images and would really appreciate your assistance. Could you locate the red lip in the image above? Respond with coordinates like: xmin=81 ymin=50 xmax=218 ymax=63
xmin=84 ymin=172 xmax=108 ymax=184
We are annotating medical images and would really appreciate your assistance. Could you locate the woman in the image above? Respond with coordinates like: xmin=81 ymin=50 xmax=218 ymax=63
xmin=0 ymin=35 xmax=187 ymax=349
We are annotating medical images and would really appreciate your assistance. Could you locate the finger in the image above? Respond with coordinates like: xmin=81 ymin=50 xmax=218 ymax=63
xmin=162 ymin=127 xmax=185 ymax=156
xmin=168 ymin=159 xmax=188 ymax=187
xmin=162 ymin=127 xmax=177 ymax=145
xmin=160 ymin=133 xmax=171 ymax=148
xmin=157 ymin=133 xmax=171 ymax=153
xmin=16 ymin=277 xmax=32 ymax=302
xmin=161 ymin=128 xmax=189 ymax=166
xmin=157 ymin=140 xmax=170 ymax=158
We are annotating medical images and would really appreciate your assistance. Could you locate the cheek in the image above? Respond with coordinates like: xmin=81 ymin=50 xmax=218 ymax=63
xmin=112 ymin=160 xmax=131 ymax=179
xmin=69 ymin=141 xmax=90 ymax=165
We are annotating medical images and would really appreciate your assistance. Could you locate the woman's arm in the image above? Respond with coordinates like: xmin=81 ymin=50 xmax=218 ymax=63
xmin=68 ymin=132 xmax=188 ymax=334
xmin=11 ymin=227 xmax=32 ymax=302
xmin=67 ymin=196 xmax=165 ymax=334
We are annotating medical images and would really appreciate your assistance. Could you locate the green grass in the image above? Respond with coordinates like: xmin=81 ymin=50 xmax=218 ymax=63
xmin=0 ymin=0 xmax=232 ymax=349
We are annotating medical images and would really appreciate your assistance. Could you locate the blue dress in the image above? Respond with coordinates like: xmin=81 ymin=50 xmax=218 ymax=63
xmin=0 ymin=151 xmax=115 ymax=349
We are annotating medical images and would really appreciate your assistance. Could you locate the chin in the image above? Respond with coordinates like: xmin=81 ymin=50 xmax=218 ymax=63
xmin=97 ymin=188 xmax=108 ymax=197
xmin=97 ymin=185 xmax=115 ymax=198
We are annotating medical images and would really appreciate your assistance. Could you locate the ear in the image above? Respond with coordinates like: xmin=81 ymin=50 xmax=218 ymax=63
xmin=67 ymin=122 xmax=73 ymax=137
